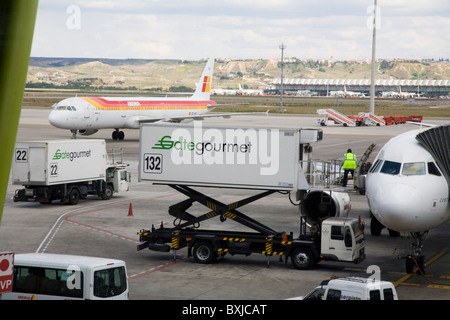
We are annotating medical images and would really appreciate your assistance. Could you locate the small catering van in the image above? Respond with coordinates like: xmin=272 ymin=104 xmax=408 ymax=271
xmin=1 ymin=253 xmax=128 ymax=300
xmin=295 ymin=277 xmax=398 ymax=300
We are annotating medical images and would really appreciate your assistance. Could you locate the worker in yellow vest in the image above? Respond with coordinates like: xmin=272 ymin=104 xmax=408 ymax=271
xmin=341 ymin=148 xmax=357 ymax=187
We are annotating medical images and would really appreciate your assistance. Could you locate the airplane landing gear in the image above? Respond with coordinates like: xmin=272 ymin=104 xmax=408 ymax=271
xmin=70 ymin=129 xmax=78 ymax=139
xmin=112 ymin=129 xmax=124 ymax=140
xmin=370 ymin=215 xmax=428 ymax=274
xmin=399 ymin=231 xmax=427 ymax=274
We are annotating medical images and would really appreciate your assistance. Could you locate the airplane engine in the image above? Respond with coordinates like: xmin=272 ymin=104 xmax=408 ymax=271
xmin=300 ymin=190 xmax=351 ymax=223
xmin=77 ymin=129 xmax=99 ymax=136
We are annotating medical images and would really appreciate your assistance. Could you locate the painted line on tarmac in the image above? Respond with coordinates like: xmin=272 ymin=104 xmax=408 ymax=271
xmin=393 ymin=249 xmax=448 ymax=288
xmin=36 ymin=191 xmax=179 ymax=253
xmin=128 ymin=257 xmax=187 ymax=281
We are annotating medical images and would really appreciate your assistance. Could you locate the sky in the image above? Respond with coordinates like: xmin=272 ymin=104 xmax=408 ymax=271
xmin=30 ymin=0 xmax=450 ymax=61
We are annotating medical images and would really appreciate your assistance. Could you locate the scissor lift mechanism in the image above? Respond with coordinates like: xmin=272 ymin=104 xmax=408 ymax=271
xmin=137 ymin=185 xmax=319 ymax=267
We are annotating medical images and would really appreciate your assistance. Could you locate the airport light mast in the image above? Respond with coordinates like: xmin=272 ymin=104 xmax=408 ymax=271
xmin=279 ymin=43 xmax=286 ymax=113
xmin=369 ymin=0 xmax=378 ymax=114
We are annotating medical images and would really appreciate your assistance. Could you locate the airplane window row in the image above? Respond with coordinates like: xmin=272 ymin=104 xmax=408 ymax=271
xmin=369 ymin=159 xmax=442 ymax=176
xmin=55 ymin=106 xmax=77 ymax=111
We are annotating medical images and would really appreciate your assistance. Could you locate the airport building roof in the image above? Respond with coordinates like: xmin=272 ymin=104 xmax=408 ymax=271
xmin=270 ymin=78 xmax=450 ymax=86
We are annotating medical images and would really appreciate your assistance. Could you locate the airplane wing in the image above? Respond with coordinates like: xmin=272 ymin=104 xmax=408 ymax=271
xmin=406 ymin=121 xmax=436 ymax=127
xmin=137 ymin=110 xmax=269 ymax=124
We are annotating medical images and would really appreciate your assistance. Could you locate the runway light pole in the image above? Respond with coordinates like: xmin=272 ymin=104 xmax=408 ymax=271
xmin=279 ymin=43 xmax=286 ymax=113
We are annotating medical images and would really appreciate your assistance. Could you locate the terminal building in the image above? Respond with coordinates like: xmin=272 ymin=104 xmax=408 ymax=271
xmin=269 ymin=78 xmax=450 ymax=97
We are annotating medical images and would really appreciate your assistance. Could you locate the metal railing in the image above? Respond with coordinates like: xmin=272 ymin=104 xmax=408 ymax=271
xmin=301 ymin=159 xmax=344 ymax=189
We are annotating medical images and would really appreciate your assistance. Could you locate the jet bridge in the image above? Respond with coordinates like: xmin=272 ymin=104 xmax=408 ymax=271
xmin=416 ymin=124 xmax=450 ymax=188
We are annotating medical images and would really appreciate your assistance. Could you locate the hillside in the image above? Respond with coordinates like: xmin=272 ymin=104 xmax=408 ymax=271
xmin=27 ymin=57 xmax=450 ymax=91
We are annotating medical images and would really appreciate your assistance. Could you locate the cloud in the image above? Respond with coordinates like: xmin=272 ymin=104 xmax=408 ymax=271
xmin=31 ymin=0 xmax=450 ymax=60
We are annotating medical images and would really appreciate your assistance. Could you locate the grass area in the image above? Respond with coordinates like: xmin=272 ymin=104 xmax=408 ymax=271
xmin=212 ymin=95 xmax=450 ymax=118
xmin=22 ymin=90 xmax=450 ymax=118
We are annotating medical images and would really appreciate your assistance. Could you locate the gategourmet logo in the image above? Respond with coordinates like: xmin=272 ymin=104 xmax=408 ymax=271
xmin=151 ymin=121 xmax=279 ymax=175
xmin=152 ymin=135 xmax=252 ymax=155
xmin=52 ymin=148 xmax=92 ymax=161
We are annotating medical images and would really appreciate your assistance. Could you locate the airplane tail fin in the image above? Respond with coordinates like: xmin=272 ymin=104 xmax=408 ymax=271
xmin=192 ymin=58 xmax=214 ymax=100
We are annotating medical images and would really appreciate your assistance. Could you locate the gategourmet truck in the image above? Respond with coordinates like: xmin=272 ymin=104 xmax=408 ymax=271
xmin=136 ymin=123 xmax=365 ymax=269
xmin=12 ymin=139 xmax=129 ymax=205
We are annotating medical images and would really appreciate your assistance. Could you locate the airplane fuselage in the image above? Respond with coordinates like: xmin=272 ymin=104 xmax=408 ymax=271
xmin=47 ymin=58 xmax=219 ymax=140
xmin=366 ymin=129 xmax=450 ymax=233
xmin=48 ymin=96 xmax=216 ymax=130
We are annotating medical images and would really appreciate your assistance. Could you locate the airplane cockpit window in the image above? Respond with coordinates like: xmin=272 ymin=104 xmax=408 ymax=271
xmin=402 ymin=162 xmax=426 ymax=176
xmin=428 ymin=162 xmax=442 ymax=176
xmin=56 ymin=106 xmax=76 ymax=111
xmin=380 ymin=160 xmax=401 ymax=175
xmin=369 ymin=159 xmax=383 ymax=173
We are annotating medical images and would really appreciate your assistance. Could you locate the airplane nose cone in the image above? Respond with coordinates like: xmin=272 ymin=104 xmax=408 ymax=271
xmin=371 ymin=183 xmax=422 ymax=232
xmin=48 ymin=110 xmax=63 ymax=128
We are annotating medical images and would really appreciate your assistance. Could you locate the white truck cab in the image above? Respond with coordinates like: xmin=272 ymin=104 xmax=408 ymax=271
xmin=298 ymin=277 xmax=398 ymax=300
xmin=319 ymin=218 xmax=365 ymax=264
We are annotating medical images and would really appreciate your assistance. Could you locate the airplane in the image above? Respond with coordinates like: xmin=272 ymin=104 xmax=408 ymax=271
xmin=365 ymin=124 xmax=450 ymax=273
xmin=329 ymin=85 xmax=364 ymax=98
xmin=48 ymin=59 xmax=264 ymax=140
xmin=211 ymin=88 xmax=237 ymax=95
xmin=238 ymin=84 xmax=264 ymax=96
xmin=397 ymin=86 xmax=417 ymax=98
xmin=381 ymin=87 xmax=417 ymax=99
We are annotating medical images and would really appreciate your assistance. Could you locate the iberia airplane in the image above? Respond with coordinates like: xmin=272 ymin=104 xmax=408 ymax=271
xmin=48 ymin=59 xmax=263 ymax=140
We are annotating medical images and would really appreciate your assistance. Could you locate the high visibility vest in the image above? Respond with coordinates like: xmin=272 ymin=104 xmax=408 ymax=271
xmin=343 ymin=153 xmax=357 ymax=169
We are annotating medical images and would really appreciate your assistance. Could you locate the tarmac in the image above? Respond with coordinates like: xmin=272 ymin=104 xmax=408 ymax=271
xmin=1 ymin=107 xmax=449 ymax=301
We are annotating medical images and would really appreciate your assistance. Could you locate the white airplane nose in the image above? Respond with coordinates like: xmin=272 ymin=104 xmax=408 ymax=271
xmin=371 ymin=183 xmax=423 ymax=232
xmin=48 ymin=110 xmax=63 ymax=128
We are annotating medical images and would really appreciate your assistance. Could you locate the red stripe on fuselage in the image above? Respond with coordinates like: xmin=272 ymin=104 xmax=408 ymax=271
xmin=81 ymin=97 xmax=216 ymax=110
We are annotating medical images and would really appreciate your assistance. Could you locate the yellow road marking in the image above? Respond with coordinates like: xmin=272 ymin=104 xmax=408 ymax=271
xmin=394 ymin=249 xmax=448 ymax=287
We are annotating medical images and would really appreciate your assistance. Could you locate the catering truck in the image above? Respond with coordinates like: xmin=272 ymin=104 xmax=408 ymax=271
xmin=136 ymin=123 xmax=365 ymax=269
xmin=12 ymin=139 xmax=129 ymax=205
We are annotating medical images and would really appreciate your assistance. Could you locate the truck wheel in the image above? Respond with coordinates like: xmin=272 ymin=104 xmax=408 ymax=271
xmin=291 ymin=248 xmax=315 ymax=270
xmin=101 ymin=185 xmax=113 ymax=200
xmin=193 ymin=242 xmax=215 ymax=264
xmin=68 ymin=188 xmax=80 ymax=205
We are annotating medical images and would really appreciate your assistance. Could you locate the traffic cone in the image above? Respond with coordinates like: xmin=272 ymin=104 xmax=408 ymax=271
xmin=127 ymin=202 xmax=134 ymax=217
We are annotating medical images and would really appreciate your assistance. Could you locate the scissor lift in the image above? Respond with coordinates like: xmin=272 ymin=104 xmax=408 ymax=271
xmin=137 ymin=185 xmax=365 ymax=269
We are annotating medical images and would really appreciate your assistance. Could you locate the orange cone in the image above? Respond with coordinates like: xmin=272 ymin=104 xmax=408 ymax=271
xmin=127 ymin=202 xmax=134 ymax=217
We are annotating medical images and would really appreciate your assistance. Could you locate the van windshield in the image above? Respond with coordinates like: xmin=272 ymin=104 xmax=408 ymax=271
xmin=93 ymin=266 xmax=127 ymax=298
xmin=303 ymin=287 xmax=325 ymax=300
